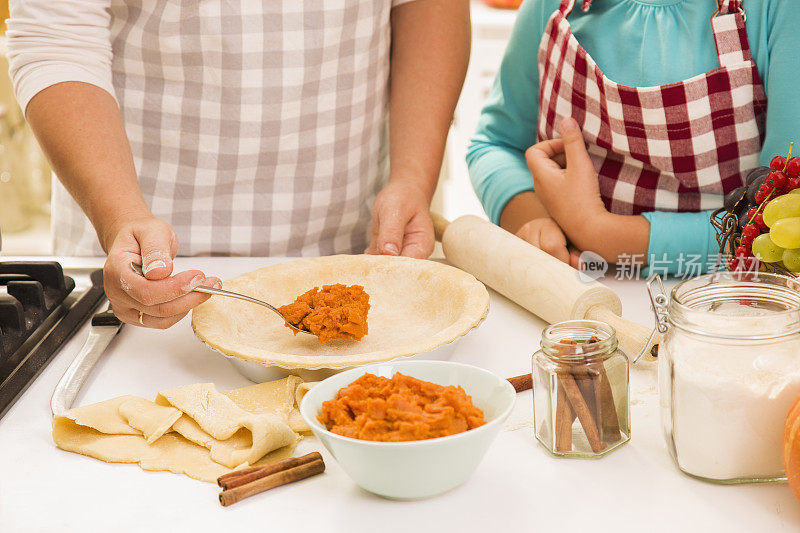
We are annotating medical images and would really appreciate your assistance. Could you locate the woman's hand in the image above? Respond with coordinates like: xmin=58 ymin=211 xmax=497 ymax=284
xmin=516 ymin=217 xmax=581 ymax=268
xmin=366 ymin=179 xmax=434 ymax=259
xmin=103 ymin=216 xmax=221 ymax=328
xmin=525 ymin=118 xmax=609 ymax=250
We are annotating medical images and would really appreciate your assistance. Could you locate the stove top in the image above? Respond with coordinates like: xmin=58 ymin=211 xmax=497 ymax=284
xmin=0 ymin=261 xmax=106 ymax=420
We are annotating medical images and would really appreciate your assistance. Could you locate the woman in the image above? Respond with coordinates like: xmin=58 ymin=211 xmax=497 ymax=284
xmin=7 ymin=0 xmax=470 ymax=327
xmin=468 ymin=0 xmax=796 ymax=275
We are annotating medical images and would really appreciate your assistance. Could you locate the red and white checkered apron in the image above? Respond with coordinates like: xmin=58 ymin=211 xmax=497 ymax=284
xmin=537 ymin=0 xmax=767 ymax=215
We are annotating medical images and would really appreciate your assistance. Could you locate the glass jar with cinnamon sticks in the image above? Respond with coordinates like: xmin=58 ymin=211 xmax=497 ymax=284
xmin=533 ymin=320 xmax=630 ymax=457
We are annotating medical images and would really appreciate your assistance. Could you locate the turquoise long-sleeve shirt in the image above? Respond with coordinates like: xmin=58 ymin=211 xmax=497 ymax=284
xmin=467 ymin=0 xmax=799 ymax=274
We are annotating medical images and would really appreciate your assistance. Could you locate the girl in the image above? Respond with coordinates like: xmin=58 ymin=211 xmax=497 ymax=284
xmin=468 ymin=0 xmax=797 ymax=275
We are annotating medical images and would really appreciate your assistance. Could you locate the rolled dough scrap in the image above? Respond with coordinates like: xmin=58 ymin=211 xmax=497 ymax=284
xmin=156 ymin=383 xmax=298 ymax=468
xmin=53 ymin=418 xmax=297 ymax=483
xmin=119 ymin=397 xmax=182 ymax=444
xmin=222 ymin=376 xmax=310 ymax=433
xmin=290 ymin=382 xmax=315 ymax=432
xmin=62 ymin=395 xmax=141 ymax=435
xmin=191 ymin=255 xmax=489 ymax=369
xmin=52 ymin=377 xmax=310 ymax=482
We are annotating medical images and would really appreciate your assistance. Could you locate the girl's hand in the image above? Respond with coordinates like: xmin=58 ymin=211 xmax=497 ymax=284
xmin=516 ymin=217 xmax=581 ymax=268
xmin=525 ymin=118 xmax=609 ymax=248
xmin=103 ymin=216 xmax=221 ymax=328
xmin=366 ymin=179 xmax=434 ymax=259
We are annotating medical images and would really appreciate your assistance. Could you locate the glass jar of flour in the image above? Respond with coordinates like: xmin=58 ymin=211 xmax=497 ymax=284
xmin=649 ymin=272 xmax=800 ymax=483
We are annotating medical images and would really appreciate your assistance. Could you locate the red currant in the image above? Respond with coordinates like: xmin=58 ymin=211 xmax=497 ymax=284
xmin=742 ymin=256 xmax=760 ymax=272
xmin=767 ymin=170 xmax=787 ymax=192
xmin=787 ymin=157 xmax=800 ymax=178
xmin=742 ymin=223 xmax=760 ymax=244
xmin=770 ymin=156 xmax=787 ymax=171
xmin=753 ymin=212 xmax=768 ymax=231
xmin=728 ymin=258 xmax=740 ymax=271
xmin=755 ymin=189 xmax=768 ymax=204
xmin=735 ymin=245 xmax=751 ymax=257
xmin=788 ymin=177 xmax=800 ymax=191
xmin=745 ymin=206 xmax=759 ymax=222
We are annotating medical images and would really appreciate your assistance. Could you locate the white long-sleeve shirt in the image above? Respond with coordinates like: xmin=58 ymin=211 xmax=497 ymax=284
xmin=7 ymin=0 xmax=413 ymax=256
xmin=8 ymin=0 xmax=114 ymax=112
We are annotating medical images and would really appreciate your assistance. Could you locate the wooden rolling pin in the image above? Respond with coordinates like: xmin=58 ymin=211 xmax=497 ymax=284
xmin=432 ymin=214 xmax=658 ymax=361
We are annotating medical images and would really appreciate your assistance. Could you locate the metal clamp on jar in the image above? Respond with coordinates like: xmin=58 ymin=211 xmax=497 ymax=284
xmin=647 ymin=272 xmax=800 ymax=483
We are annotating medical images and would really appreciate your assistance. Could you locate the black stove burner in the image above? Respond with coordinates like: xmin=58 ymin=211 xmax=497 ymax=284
xmin=0 ymin=261 xmax=106 ymax=420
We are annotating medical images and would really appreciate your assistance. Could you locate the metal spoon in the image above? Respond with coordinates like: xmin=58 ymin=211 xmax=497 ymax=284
xmin=129 ymin=262 xmax=314 ymax=336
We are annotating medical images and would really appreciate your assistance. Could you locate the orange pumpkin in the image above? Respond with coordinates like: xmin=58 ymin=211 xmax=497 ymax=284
xmin=479 ymin=0 xmax=523 ymax=9
xmin=784 ymin=394 xmax=800 ymax=502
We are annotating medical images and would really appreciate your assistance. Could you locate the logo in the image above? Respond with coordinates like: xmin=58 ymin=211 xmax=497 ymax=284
xmin=577 ymin=250 xmax=608 ymax=281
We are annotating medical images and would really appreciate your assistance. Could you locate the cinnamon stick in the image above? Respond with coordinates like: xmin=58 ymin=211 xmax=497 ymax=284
xmin=507 ymin=373 xmax=532 ymax=393
xmin=219 ymin=458 xmax=325 ymax=507
xmin=217 ymin=452 xmax=323 ymax=490
xmin=560 ymin=372 xmax=605 ymax=453
xmin=555 ymin=377 xmax=575 ymax=452
xmin=572 ymin=367 xmax=599 ymax=435
xmin=561 ymin=336 xmax=621 ymax=448
xmin=217 ymin=465 xmax=264 ymax=485
xmin=590 ymin=363 xmax=621 ymax=442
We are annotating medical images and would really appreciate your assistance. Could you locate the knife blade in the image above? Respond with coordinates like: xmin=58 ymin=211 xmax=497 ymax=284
xmin=50 ymin=304 xmax=123 ymax=417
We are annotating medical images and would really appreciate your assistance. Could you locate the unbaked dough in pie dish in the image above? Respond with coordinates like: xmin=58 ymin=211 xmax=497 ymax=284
xmin=191 ymin=255 xmax=489 ymax=374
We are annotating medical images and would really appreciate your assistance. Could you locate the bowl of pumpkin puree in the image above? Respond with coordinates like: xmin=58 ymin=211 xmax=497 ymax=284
xmin=300 ymin=360 xmax=516 ymax=499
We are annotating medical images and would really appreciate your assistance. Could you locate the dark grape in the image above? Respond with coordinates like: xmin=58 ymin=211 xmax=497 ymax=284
xmin=746 ymin=175 xmax=767 ymax=204
xmin=746 ymin=166 xmax=770 ymax=185
xmin=738 ymin=209 xmax=753 ymax=231
xmin=723 ymin=186 xmax=747 ymax=213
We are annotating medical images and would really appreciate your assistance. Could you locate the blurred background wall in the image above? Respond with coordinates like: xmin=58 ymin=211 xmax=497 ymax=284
xmin=0 ymin=0 xmax=54 ymax=254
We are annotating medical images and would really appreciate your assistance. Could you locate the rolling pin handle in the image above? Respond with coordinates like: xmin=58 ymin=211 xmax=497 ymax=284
xmin=633 ymin=327 xmax=661 ymax=364
xmin=430 ymin=212 xmax=451 ymax=242
xmin=585 ymin=305 xmax=660 ymax=363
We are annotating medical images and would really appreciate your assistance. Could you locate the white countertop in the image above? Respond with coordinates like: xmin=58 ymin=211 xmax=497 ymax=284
xmin=1 ymin=257 xmax=798 ymax=532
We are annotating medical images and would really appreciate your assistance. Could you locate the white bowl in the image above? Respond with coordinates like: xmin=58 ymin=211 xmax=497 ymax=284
xmin=300 ymin=360 xmax=516 ymax=500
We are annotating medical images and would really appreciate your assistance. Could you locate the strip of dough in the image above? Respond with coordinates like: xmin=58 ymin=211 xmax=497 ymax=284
xmin=156 ymin=383 xmax=298 ymax=468
xmin=118 ymin=397 xmax=182 ymax=444
xmin=52 ymin=377 xmax=310 ymax=482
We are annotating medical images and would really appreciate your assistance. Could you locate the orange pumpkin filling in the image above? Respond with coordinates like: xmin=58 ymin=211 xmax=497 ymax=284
xmin=278 ymin=284 xmax=370 ymax=344
xmin=318 ymin=372 xmax=486 ymax=442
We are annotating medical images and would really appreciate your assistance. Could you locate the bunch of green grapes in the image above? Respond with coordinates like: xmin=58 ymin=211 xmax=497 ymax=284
xmin=752 ymin=189 xmax=800 ymax=272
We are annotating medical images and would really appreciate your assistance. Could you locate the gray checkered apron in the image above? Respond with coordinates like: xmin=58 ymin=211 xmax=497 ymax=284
xmin=52 ymin=0 xmax=405 ymax=256
xmin=537 ymin=0 xmax=767 ymax=215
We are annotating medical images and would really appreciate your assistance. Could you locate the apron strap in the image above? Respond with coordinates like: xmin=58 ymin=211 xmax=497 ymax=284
xmin=559 ymin=0 xmax=593 ymax=16
xmin=717 ymin=0 xmax=743 ymax=14
xmin=711 ymin=0 xmax=751 ymax=67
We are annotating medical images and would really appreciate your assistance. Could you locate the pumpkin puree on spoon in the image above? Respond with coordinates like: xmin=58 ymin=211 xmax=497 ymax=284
xmin=279 ymin=284 xmax=370 ymax=344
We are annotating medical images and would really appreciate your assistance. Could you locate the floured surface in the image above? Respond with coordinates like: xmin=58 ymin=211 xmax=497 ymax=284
xmin=191 ymin=255 xmax=489 ymax=368
xmin=52 ymin=377 xmax=309 ymax=482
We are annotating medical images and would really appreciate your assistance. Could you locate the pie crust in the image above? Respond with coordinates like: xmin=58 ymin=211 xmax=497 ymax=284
xmin=191 ymin=255 xmax=489 ymax=369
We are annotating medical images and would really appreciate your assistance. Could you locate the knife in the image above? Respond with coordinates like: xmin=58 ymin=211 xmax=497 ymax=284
xmin=50 ymin=304 xmax=123 ymax=417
